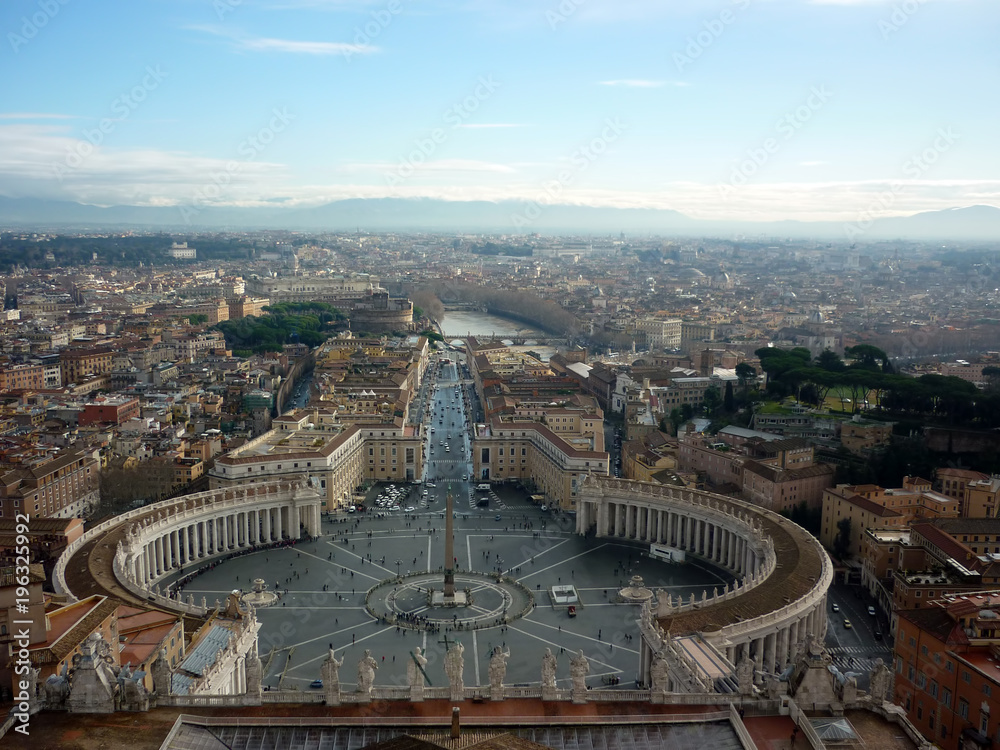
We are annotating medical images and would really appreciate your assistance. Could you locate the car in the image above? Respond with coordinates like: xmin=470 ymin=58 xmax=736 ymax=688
xmin=462 ymin=474 xmax=467 ymax=480
xmin=843 ymin=619 xmax=852 ymax=629
xmin=426 ymin=483 xmax=436 ymax=488
xmin=495 ymin=514 xmax=502 ymax=521
xmin=404 ymin=506 xmax=415 ymax=512
xmin=310 ymin=679 xmax=323 ymax=689
xmin=874 ymin=629 xmax=882 ymax=640
xmin=868 ymin=605 xmax=877 ymax=616
xmin=831 ymin=603 xmax=840 ymax=612
xmin=568 ymin=605 xmax=577 ymax=617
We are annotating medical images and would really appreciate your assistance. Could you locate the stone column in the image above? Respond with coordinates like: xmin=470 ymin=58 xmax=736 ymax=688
xmin=262 ymin=507 xmax=271 ymax=543
xmin=764 ymin=631 xmax=776 ymax=675
xmin=778 ymin=627 xmax=790 ymax=670
xmin=209 ymin=517 xmax=217 ymax=555
xmin=249 ymin=510 xmax=258 ymax=545
xmin=276 ymin=507 xmax=284 ymax=540
xmin=753 ymin=637 xmax=764 ymax=675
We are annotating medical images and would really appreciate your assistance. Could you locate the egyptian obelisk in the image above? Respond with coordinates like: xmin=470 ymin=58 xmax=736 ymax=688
xmin=444 ymin=483 xmax=455 ymax=598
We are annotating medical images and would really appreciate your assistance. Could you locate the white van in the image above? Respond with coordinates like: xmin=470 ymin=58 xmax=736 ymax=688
xmin=476 ymin=483 xmax=491 ymax=492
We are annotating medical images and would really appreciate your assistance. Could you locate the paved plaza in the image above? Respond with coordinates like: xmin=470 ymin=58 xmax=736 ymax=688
xmin=162 ymin=499 xmax=733 ymax=693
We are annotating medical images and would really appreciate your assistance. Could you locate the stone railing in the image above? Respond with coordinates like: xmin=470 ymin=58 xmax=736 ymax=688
xmin=788 ymin=698 xmax=824 ymax=750
xmin=729 ymin=702 xmax=757 ymax=750
xmin=112 ymin=549 xmax=209 ymax=617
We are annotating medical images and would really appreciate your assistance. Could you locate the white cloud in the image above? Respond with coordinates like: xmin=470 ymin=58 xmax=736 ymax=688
xmin=598 ymin=80 xmax=685 ymax=89
xmin=189 ymin=25 xmax=377 ymax=56
xmin=1 ymin=124 xmax=997 ymax=221
xmin=0 ymin=113 xmax=79 ymax=120
xmin=456 ymin=123 xmax=527 ymax=129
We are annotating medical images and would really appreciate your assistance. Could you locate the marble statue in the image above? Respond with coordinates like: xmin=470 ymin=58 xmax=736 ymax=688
xmin=151 ymin=648 xmax=172 ymax=696
xmin=445 ymin=641 xmax=465 ymax=693
xmin=541 ymin=648 xmax=557 ymax=688
xmin=489 ymin=646 xmax=510 ymax=692
xmin=569 ymin=650 xmax=589 ymax=693
xmin=869 ymin=658 xmax=891 ymax=703
xmin=736 ymin=654 xmax=755 ymax=695
xmin=650 ymin=652 xmax=670 ymax=693
xmin=357 ymin=649 xmax=377 ymax=695
xmin=245 ymin=645 xmax=263 ymax=697
xmin=407 ymin=647 xmax=428 ymax=689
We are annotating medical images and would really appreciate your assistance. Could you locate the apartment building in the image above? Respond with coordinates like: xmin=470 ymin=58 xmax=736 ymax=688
xmin=0 ymin=449 xmax=100 ymax=519
xmin=820 ymin=479 xmax=960 ymax=561
xmin=473 ymin=416 xmax=609 ymax=511
xmin=895 ymin=591 xmax=1000 ymax=750
xmin=937 ymin=468 xmax=1000 ymax=518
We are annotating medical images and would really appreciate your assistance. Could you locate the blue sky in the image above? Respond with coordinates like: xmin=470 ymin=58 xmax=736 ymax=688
xmin=0 ymin=0 xmax=997 ymax=222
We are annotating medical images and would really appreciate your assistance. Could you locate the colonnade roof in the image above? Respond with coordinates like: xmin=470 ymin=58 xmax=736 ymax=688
xmin=657 ymin=508 xmax=825 ymax=636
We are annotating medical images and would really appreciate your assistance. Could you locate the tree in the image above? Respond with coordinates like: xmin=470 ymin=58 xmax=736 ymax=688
xmin=724 ymin=381 xmax=735 ymax=412
xmin=735 ymin=362 xmax=756 ymax=394
xmin=816 ymin=349 xmax=845 ymax=372
xmin=845 ymin=344 xmax=890 ymax=372
xmin=833 ymin=518 xmax=853 ymax=559
xmin=702 ymin=385 xmax=722 ymax=417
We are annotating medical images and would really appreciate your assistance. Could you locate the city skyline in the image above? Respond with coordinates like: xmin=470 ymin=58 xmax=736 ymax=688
xmin=1 ymin=0 xmax=998 ymax=224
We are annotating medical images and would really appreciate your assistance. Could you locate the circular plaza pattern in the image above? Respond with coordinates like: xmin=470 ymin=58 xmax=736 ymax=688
xmin=366 ymin=571 xmax=534 ymax=631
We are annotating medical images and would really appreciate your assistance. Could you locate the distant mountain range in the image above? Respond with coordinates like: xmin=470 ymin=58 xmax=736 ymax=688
xmin=0 ymin=196 xmax=998 ymax=241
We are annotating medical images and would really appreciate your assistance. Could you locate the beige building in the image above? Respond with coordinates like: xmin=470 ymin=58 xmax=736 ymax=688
xmin=820 ymin=479 xmax=960 ymax=560
xmin=473 ymin=416 xmax=609 ymax=511
xmin=210 ymin=407 xmax=423 ymax=512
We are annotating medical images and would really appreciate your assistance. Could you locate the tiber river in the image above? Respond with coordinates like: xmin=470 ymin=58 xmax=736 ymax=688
xmin=439 ymin=309 xmax=541 ymax=339
xmin=438 ymin=309 xmax=555 ymax=361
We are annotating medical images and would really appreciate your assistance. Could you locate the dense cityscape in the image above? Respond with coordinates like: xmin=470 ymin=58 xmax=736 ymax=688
xmin=0 ymin=226 xmax=996 ymax=749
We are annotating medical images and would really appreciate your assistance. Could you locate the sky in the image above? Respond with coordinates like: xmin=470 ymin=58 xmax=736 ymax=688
xmin=0 ymin=0 xmax=997 ymax=223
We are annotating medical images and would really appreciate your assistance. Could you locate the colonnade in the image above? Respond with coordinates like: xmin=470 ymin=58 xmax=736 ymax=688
xmin=132 ymin=502 xmax=322 ymax=586
xmin=580 ymin=498 xmax=763 ymax=577
xmin=578 ymin=477 xmax=832 ymax=691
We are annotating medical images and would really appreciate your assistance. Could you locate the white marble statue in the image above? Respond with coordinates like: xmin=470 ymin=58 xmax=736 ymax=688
xmin=569 ymin=649 xmax=589 ymax=693
xmin=489 ymin=646 xmax=510 ymax=691
xmin=445 ymin=641 xmax=465 ymax=692
xmin=541 ymin=648 xmax=557 ymax=688
xmin=407 ymin=647 xmax=428 ymax=689
xmin=357 ymin=649 xmax=377 ymax=695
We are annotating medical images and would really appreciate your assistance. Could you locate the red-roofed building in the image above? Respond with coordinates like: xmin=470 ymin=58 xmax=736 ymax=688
xmin=895 ymin=591 xmax=1000 ymax=750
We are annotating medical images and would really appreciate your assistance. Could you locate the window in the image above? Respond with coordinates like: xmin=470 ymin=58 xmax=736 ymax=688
xmin=986 ymin=684 xmax=993 ymax=697
xmin=943 ymin=688 xmax=952 ymax=708
xmin=964 ymin=671 xmax=972 ymax=684
xmin=960 ymin=699 xmax=969 ymax=719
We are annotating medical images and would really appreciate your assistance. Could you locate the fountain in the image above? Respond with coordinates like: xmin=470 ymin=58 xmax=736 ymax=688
xmin=241 ymin=578 xmax=279 ymax=608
